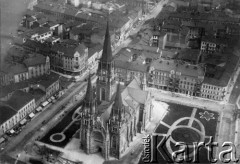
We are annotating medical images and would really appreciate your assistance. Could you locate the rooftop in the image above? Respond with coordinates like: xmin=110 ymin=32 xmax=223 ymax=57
xmin=23 ymin=54 xmax=47 ymax=67
xmin=203 ymin=51 xmax=239 ymax=87
xmin=2 ymin=64 xmax=28 ymax=75
xmin=28 ymin=72 xmax=60 ymax=88
xmin=150 ymin=59 xmax=205 ymax=78
xmin=52 ymin=43 xmax=86 ymax=57
xmin=87 ymin=43 xmax=102 ymax=58
xmin=5 ymin=90 xmax=34 ymax=111
xmin=176 ymin=48 xmax=200 ymax=64
xmin=0 ymin=104 xmax=16 ymax=126
xmin=0 ymin=82 xmax=29 ymax=98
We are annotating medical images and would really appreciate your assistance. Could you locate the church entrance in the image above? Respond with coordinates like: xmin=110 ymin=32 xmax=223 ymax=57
xmin=98 ymin=147 xmax=102 ymax=153
xmin=91 ymin=131 xmax=105 ymax=156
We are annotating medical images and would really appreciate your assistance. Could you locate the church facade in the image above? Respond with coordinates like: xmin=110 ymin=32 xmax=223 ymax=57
xmin=79 ymin=22 xmax=153 ymax=160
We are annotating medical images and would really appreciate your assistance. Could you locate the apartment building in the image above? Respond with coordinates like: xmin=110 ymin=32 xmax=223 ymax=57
xmin=148 ymin=59 xmax=205 ymax=96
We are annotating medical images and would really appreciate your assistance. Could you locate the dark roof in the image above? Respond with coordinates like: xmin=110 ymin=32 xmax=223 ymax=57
xmin=0 ymin=104 xmax=16 ymax=125
xmin=101 ymin=21 xmax=113 ymax=63
xmin=176 ymin=48 xmax=200 ymax=63
xmin=52 ymin=43 xmax=86 ymax=57
xmin=22 ymin=39 xmax=51 ymax=53
xmin=88 ymin=43 xmax=102 ymax=58
xmin=203 ymin=51 xmax=239 ymax=87
xmin=0 ymin=82 xmax=29 ymax=98
xmin=29 ymin=72 xmax=60 ymax=88
xmin=5 ymin=90 xmax=34 ymax=111
xmin=23 ymin=54 xmax=47 ymax=67
xmin=3 ymin=64 xmax=28 ymax=75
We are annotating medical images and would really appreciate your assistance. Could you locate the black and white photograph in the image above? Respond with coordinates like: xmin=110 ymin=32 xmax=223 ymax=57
xmin=0 ymin=0 xmax=240 ymax=163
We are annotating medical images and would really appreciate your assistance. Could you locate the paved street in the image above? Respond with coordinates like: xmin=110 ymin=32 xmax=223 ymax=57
xmin=0 ymin=80 xmax=88 ymax=163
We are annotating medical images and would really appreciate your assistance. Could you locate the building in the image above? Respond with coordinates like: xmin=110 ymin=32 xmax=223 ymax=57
xmin=0 ymin=90 xmax=35 ymax=136
xmin=148 ymin=59 xmax=205 ymax=96
xmin=0 ymin=73 xmax=59 ymax=104
xmin=114 ymin=47 xmax=160 ymax=85
xmin=79 ymin=22 xmax=153 ymax=160
xmin=23 ymin=54 xmax=51 ymax=79
xmin=87 ymin=43 xmax=103 ymax=74
xmin=162 ymin=32 xmax=187 ymax=50
xmin=0 ymin=64 xmax=29 ymax=85
xmin=200 ymin=35 xmax=228 ymax=53
xmin=50 ymin=43 xmax=88 ymax=77
xmin=0 ymin=47 xmax=51 ymax=86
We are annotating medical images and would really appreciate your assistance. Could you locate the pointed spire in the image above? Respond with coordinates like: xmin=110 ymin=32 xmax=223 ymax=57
xmin=112 ymin=83 xmax=123 ymax=117
xmin=101 ymin=20 xmax=113 ymax=63
xmin=85 ymin=75 xmax=93 ymax=103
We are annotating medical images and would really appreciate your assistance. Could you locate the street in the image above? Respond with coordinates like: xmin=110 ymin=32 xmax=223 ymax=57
xmin=0 ymin=80 xmax=88 ymax=163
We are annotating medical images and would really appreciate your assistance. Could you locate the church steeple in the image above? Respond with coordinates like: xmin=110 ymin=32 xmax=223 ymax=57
xmin=96 ymin=21 xmax=115 ymax=103
xmin=101 ymin=21 xmax=112 ymax=63
xmin=112 ymin=83 xmax=123 ymax=121
xmin=85 ymin=75 xmax=93 ymax=102
xmin=84 ymin=75 xmax=95 ymax=114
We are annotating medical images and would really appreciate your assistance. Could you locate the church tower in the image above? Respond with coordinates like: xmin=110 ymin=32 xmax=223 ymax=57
xmin=96 ymin=21 xmax=115 ymax=103
xmin=80 ymin=75 xmax=96 ymax=152
xmin=109 ymin=83 xmax=124 ymax=159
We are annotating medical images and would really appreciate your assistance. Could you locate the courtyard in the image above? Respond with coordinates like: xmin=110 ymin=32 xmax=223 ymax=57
xmin=139 ymin=102 xmax=220 ymax=164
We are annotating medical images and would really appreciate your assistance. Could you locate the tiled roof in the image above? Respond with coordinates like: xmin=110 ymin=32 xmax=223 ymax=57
xmin=5 ymin=90 xmax=34 ymax=111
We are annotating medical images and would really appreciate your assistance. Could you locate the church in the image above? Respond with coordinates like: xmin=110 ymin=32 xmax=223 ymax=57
xmin=79 ymin=21 xmax=153 ymax=160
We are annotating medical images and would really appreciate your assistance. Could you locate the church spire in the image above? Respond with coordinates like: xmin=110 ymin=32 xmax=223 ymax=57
xmin=112 ymin=83 xmax=123 ymax=120
xmin=101 ymin=21 xmax=112 ymax=63
xmin=85 ymin=75 xmax=93 ymax=103
xmin=84 ymin=75 xmax=95 ymax=114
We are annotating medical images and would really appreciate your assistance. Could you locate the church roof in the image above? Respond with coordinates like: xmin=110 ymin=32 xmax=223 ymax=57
xmin=101 ymin=21 xmax=112 ymax=63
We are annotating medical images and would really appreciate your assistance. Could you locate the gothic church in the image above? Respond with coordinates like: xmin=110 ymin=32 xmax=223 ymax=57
xmin=79 ymin=22 xmax=153 ymax=160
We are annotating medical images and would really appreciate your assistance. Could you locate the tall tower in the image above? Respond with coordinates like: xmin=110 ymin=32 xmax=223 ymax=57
xmin=96 ymin=21 xmax=115 ymax=103
xmin=109 ymin=83 xmax=123 ymax=159
xmin=80 ymin=75 xmax=96 ymax=152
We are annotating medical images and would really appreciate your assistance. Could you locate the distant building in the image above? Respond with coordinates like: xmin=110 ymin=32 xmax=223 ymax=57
xmin=114 ymin=47 xmax=160 ymax=85
xmin=162 ymin=32 xmax=187 ymax=50
xmin=148 ymin=59 xmax=204 ymax=96
xmin=200 ymin=35 xmax=228 ymax=53
xmin=0 ymin=90 xmax=35 ymax=136
xmin=24 ymin=54 xmax=51 ymax=79
xmin=50 ymin=43 xmax=88 ymax=77
xmin=0 ymin=48 xmax=51 ymax=86
xmin=0 ymin=73 xmax=59 ymax=105
xmin=87 ymin=43 xmax=103 ymax=74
